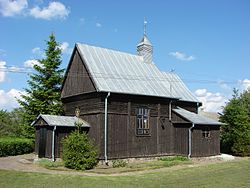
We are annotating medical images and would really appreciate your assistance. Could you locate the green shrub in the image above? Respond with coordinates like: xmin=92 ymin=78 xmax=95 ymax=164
xmin=0 ymin=137 xmax=34 ymax=157
xmin=112 ymin=159 xmax=127 ymax=168
xmin=62 ymin=131 xmax=98 ymax=170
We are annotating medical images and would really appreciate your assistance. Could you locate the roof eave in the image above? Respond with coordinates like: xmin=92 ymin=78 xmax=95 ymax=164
xmin=99 ymin=90 xmax=181 ymax=100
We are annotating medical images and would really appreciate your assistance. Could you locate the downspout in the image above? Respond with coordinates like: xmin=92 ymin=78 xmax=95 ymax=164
xmin=169 ymin=100 xmax=172 ymax=121
xmin=104 ymin=92 xmax=110 ymax=165
xmin=188 ymin=123 xmax=195 ymax=158
xmin=52 ymin=126 xmax=57 ymax=162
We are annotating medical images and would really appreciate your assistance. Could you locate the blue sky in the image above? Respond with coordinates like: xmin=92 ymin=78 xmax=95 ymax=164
xmin=0 ymin=0 xmax=249 ymax=112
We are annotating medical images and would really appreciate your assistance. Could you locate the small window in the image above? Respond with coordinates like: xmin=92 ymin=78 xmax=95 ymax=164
xmin=202 ymin=127 xmax=210 ymax=138
xmin=136 ymin=108 xmax=150 ymax=136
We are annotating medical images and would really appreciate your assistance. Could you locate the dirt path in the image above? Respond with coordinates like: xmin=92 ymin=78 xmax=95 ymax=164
xmin=0 ymin=154 xmax=105 ymax=176
xmin=0 ymin=153 xmax=241 ymax=177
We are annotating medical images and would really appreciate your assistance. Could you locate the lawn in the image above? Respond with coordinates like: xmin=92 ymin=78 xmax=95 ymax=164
xmin=0 ymin=159 xmax=249 ymax=188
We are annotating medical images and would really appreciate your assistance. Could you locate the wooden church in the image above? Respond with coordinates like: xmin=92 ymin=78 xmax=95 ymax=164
xmin=34 ymin=30 xmax=222 ymax=162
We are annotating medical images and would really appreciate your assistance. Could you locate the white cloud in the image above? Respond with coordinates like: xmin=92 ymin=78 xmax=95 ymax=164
xmin=9 ymin=66 xmax=22 ymax=72
xmin=0 ymin=0 xmax=28 ymax=16
xmin=96 ymin=22 xmax=102 ymax=27
xmin=31 ymin=47 xmax=42 ymax=55
xmin=240 ymin=79 xmax=250 ymax=91
xmin=194 ymin=88 xmax=207 ymax=97
xmin=195 ymin=89 xmax=227 ymax=112
xmin=0 ymin=89 xmax=25 ymax=110
xmin=0 ymin=61 xmax=6 ymax=82
xmin=29 ymin=1 xmax=70 ymax=20
xmin=169 ymin=51 xmax=195 ymax=61
xmin=24 ymin=59 xmax=41 ymax=68
xmin=59 ymin=42 xmax=72 ymax=54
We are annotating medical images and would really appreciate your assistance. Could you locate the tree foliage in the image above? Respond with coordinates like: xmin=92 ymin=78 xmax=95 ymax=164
xmin=62 ymin=131 xmax=98 ymax=170
xmin=18 ymin=33 xmax=64 ymax=138
xmin=220 ymin=89 xmax=250 ymax=156
xmin=0 ymin=108 xmax=28 ymax=137
xmin=0 ymin=110 xmax=12 ymax=136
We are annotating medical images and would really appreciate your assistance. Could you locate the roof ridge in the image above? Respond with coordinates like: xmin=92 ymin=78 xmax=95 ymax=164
xmin=76 ymin=42 xmax=142 ymax=59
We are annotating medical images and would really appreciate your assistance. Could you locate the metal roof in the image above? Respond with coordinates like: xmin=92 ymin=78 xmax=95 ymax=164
xmin=31 ymin=114 xmax=91 ymax=127
xmin=173 ymin=107 xmax=223 ymax=125
xmin=76 ymin=43 xmax=199 ymax=102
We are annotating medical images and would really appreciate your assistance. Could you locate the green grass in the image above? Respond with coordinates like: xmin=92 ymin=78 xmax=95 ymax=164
xmin=0 ymin=159 xmax=249 ymax=188
xmin=127 ymin=157 xmax=190 ymax=171
xmin=158 ymin=155 xmax=188 ymax=161
xmin=88 ymin=156 xmax=191 ymax=174
xmin=37 ymin=159 xmax=64 ymax=169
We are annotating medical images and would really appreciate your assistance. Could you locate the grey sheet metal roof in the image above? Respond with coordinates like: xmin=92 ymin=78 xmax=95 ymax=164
xmin=76 ymin=43 xmax=199 ymax=102
xmin=31 ymin=114 xmax=91 ymax=127
xmin=173 ymin=107 xmax=223 ymax=125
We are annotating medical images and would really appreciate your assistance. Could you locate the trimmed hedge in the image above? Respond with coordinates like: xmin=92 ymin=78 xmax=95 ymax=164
xmin=0 ymin=137 xmax=34 ymax=157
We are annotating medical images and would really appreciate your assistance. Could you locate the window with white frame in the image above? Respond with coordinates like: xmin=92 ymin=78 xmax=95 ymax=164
xmin=136 ymin=108 xmax=150 ymax=136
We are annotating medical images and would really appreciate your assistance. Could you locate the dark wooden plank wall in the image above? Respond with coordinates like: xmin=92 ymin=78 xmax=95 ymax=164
xmin=81 ymin=114 xmax=101 ymax=156
xmin=55 ymin=127 xmax=74 ymax=158
xmin=98 ymin=99 xmax=175 ymax=159
xmin=61 ymin=49 xmax=96 ymax=98
xmin=62 ymin=92 xmax=222 ymax=159
xmin=45 ymin=127 xmax=52 ymax=158
xmin=55 ymin=127 xmax=70 ymax=158
xmin=173 ymin=101 xmax=198 ymax=113
xmin=64 ymin=97 xmax=102 ymax=115
xmin=107 ymin=114 xmax=128 ymax=158
xmin=173 ymin=124 xmax=189 ymax=156
xmin=192 ymin=125 xmax=220 ymax=157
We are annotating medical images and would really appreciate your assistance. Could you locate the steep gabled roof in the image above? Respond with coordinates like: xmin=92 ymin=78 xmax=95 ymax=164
xmin=173 ymin=107 xmax=223 ymax=125
xmin=71 ymin=43 xmax=199 ymax=102
xmin=31 ymin=114 xmax=91 ymax=127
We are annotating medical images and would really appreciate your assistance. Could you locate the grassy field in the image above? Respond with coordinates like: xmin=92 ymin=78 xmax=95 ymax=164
xmin=0 ymin=159 xmax=249 ymax=188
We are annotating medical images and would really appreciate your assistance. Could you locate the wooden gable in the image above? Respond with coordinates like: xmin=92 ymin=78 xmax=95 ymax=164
xmin=34 ymin=118 xmax=48 ymax=127
xmin=61 ymin=48 xmax=96 ymax=98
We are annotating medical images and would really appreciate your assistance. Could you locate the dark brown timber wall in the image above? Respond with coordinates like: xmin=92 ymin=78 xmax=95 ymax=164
xmin=35 ymin=126 xmax=53 ymax=158
xmin=173 ymin=124 xmax=189 ymax=156
xmin=97 ymin=95 xmax=175 ymax=159
xmin=35 ymin=126 xmax=88 ymax=158
xmin=192 ymin=125 xmax=220 ymax=157
xmin=61 ymin=49 xmax=96 ymax=98
xmin=62 ymin=92 xmax=219 ymax=158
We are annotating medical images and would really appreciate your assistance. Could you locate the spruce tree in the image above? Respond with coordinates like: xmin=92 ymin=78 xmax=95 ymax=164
xmin=19 ymin=33 xmax=64 ymax=137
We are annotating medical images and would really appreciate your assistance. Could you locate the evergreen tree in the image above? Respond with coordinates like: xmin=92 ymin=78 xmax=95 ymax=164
xmin=220 ymin=89 xmax=250 ymax=156
xmin=19 ymin=33 xmax=64 ymax=137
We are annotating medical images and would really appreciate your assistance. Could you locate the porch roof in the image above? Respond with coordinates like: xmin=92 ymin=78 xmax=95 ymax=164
xmin=31 ymin=114 xmax=91 ymax=127
xmin=173 ymin=107 xmax=223 ymax=125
